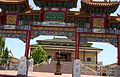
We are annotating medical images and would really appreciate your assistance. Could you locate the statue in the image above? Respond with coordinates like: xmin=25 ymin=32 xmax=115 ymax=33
xmin=72 ymin=59 xmax=80 ymax=77
xmin=28 ymin=59 xmax=34 ymax=76
xmin=17 ymin=56 xmax=27 ymax=76
xmin=54 ymin=52 xmax=62 ymax=75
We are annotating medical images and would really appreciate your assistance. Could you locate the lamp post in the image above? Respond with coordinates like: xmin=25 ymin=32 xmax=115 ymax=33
xmin=55 ymin=52 xmax=62 ymax=75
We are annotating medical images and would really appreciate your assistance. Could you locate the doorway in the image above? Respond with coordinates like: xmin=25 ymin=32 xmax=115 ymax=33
xmin=58 ymin=52 xmax=71 ymax=61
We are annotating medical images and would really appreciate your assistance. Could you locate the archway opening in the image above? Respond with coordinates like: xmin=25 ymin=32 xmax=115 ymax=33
xmin=91 ymin=42 xmax=117 ymax=76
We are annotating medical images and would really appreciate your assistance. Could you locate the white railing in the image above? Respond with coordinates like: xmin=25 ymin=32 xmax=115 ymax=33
xmin=80 ymin=61 xmax=98 ymax=75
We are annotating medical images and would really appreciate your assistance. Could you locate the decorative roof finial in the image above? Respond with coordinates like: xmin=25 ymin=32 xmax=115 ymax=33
xmin=117 ymin=13 xmax=120 ymax=16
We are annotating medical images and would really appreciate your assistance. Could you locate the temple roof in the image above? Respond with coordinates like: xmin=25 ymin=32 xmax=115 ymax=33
xmin=36 ymin=37 xmax=94 ymax=47
xmin=37 ymin=38 xmax=74 ymax=43
xmin=0 ymin=0 xmax=31 ymax=13
xmin=31 ymin=44 xmax=102 ymax=53
xmin=82 ymin=0 xmax=119 ymax=7
xmin=0 ymin=0 xmax=25 ymax=3
xmin=67 ymin=10 xmax=91 ymax=17
xmin=33 ymin=0 xmax=78 ymax=8
xmin=109 ymin=16 xmax=120 ymax=23
xmin=81 ymin=0 xmax=119 ymax=14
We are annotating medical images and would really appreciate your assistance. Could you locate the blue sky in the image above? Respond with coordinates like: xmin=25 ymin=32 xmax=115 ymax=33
xmin=5 ymin=0 xmax=120 ymax=65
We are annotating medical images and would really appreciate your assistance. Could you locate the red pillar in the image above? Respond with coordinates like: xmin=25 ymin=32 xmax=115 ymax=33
xmin=83 ymin=50 xmax=85 ymax=61
xmin=118 ymin=35 xmax=120 ymax=65
xmin=96 ymin=52 xmax=98 ymax=71
xmin=75 ymin=32 xmax=80 ymax=59
xmin=25 ymin=30 xmax=31 ymax=60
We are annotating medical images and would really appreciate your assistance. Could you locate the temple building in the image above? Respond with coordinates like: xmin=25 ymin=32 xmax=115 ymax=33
xmin=30 ymin=37 xmax=103 ymax=71
xmin=100 ymin=63 xmax=117 ymax=76
xmin=0 ymin=0 xmax=120 ymax=76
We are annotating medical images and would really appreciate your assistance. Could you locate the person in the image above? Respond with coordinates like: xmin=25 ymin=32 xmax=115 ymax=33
xmin=47 ymin=58 xmax=51 ymax=64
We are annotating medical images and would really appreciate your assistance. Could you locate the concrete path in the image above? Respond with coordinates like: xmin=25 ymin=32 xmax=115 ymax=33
xmin=0 ymin=70 xmax=107 ymax=77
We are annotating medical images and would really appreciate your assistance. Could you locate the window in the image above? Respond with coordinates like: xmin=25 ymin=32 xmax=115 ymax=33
xmin=87 ymin=58 xmax=91 ymax=62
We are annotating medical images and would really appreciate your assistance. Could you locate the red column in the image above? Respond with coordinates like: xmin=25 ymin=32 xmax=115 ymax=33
xmin=83 ymin=50 xmax=85 ymax=61
xmin=118 ymin=35 xmax=120 ymax=65
xmin=96 ymin=52 xmax=98 ymax=71
xmin=75 ymin=32 xmax=80 ymax=59
xmin=90 ymin=16 xmax=93 ymax=29
xmin=25 ymin=30 xmax=31 ymax=60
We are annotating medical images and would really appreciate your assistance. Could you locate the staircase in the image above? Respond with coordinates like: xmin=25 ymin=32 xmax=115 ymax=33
xmin=33 ymin=61 xmax=97 ymax=75
xmin=33 ymin=61 xmax=73 ymax=74
xmin=33 ymin=62 xmax=56 ymax=73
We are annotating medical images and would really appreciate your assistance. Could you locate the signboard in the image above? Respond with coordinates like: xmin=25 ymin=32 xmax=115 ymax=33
xmin=45 ymin=12 xmax=64 ymax=21
xmin=72 ymin=59 xmax=81 ymax=77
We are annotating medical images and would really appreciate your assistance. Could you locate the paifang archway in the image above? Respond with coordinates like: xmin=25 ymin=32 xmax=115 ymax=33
xmin=0 ymin=0 xmax=120 ymax=76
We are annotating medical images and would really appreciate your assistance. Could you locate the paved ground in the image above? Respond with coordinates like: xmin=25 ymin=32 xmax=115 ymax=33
xmin=0 ymin=70 xmax=108 ymax=77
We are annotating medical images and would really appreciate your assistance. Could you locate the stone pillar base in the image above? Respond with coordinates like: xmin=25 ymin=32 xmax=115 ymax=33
xmin=17 ymin=75 xmax=26 ymax=77
xmin=54 ymin=72 xmax=62 ymax=75
xmin=72 ymin=59 xmax=80 ymax=77
xmin=115 ymin=65 xmax=120 ymax=77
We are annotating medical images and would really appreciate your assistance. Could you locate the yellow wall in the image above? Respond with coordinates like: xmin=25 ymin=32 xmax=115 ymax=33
xmin=31 ymin=46 xmax=98 ymax=71
xmin=45 ymin=49 xmax=56 ymax=59
xmin=84 ymin=53 xmax=96 ymax=62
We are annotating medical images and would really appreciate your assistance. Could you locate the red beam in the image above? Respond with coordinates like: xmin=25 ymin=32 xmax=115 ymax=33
xmin=79 ymin=32 xmax=117 ymax=35
xmin=33 ymin=25 xmax=76 ymax=28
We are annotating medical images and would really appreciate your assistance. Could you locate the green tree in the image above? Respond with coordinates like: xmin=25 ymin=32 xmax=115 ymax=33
xmin=0 ymin=37 xmax=5 ymax=58
xmin=3 ymin=47 xmax=9 ymax=64
xmin=32 ymin=46 xmax=46 ymax=65
xmin=0 ymin=37 xmax=5 ymax=67
xmin=1 ymin=47 xmax=9 ymax=69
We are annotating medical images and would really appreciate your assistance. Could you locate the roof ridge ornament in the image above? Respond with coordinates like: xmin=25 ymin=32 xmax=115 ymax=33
xmin=117 ymin=13 xmax=120 ymax=16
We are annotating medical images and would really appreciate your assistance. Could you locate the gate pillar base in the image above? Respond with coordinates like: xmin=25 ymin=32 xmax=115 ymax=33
xmin=72 ymin=59 xmax=81 ymax=77
xmin=115 ymin=65 xmax=120 ymax=77
xmin=17 ymin=75 xmax=26 ymax=77
xmin=54 ymin=72 xmax=62 ymax=75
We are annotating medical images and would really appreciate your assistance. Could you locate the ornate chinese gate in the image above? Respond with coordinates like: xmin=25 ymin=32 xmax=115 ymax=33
xmin=0 ymin=0 xmax=120 ymax=77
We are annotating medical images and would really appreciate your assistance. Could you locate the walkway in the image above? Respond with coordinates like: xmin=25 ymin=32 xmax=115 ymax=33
xmin=0 ymin=70 xmax=107 ymax=77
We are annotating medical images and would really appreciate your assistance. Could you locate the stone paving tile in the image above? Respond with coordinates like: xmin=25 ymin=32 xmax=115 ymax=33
xmin=0 ymin=70 xmax=107 ymax=77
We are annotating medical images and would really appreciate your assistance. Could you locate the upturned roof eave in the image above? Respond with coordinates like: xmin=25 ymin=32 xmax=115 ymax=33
xmin=0 ymin=0 xmax=26 ymax=4
xmin=81 ymin=0 xmax=119 ymax=8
